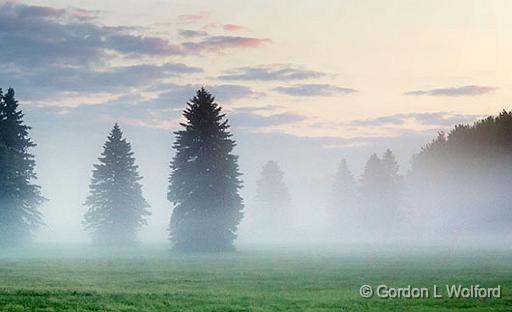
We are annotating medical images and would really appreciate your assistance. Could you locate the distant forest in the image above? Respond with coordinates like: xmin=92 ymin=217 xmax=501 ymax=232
xmin=1 ymin=87 xmax=511 ymax=250
xmin=410 ymin=111 xmax=512 ymax=234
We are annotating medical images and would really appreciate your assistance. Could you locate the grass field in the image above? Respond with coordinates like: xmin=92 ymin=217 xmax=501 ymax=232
xmin=0 ymin=244 xmax=511 ymax=311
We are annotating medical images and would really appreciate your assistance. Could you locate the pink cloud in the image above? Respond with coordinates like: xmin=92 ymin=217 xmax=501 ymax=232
xmin=203 ymin=23 xmax=249 ymax=32
xmin=202 ymin=23 xmax=220 ymax=30
xmin=223 ymin=24 xmax=248 ymax=32
xmin=2 ymin=2 xmax=271 ymax=63
xmin=176 ymin=12 xmax=209 ymax=24
xmin=70 ymin=8 xmax=100 ymax=21
xmin=183 ymin=36 xmax=271 ymax=54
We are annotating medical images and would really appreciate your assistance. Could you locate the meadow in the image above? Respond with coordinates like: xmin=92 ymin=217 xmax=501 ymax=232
xmin=0 ymin=244 xmax=511 ymax=311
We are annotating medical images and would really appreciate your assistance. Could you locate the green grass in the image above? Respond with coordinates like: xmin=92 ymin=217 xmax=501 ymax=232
xmin=0 ymin=245 xmax=511 ymax=311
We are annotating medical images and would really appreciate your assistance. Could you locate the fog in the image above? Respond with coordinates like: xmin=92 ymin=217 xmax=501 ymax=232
xmin=1 ymin=0 xmax=510 ymax=253
xmin=24 ymin=109 xmax=512 ymax=249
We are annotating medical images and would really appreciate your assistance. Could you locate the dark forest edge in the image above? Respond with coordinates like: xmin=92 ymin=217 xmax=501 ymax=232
xmin=1 ymin=87 xmax=511 ymax=251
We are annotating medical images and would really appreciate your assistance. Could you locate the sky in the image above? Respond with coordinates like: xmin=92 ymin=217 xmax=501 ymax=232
xmin=0 ymin=0 xmax=510 ymax=243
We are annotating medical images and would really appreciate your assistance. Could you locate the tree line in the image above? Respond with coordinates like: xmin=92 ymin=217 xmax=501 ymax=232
xmin=1 ymin=87 xmax=510 ymax=250
xmin=409 ymin=111 xmax=512 ymax=234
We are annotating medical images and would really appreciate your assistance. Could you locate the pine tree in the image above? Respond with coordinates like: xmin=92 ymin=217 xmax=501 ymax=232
xmin=331 ymin=159 xmax=357 ymax=205
xmin=253 ymin=160 xmax=292 ymax=236
xmin=360 ymin=151 xmax=403 ymax=232
xmin=380 ymin=149 xmax=403 ymax=223
xmin=381 ymin=149 xmax=402 ymax=201
xmin=359 ymin=153 xmax=388 ymax=228
xmin=83 ymin=124 xmax=150 ymax=246
xmin=329 ymin=159 xmax=358 ymax=229
xmin=168 ymin=88 xmax=244 ymax=252
xmin=382 ymin=149 xmax=400 ymax=184
xmin=360 ymin=154 xmax=386 ymax=201
xmin=0 ymin=88 xmax=44 ymax=246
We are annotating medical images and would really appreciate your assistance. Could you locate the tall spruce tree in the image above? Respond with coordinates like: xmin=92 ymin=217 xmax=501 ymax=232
xmin=253 ymin=160 xmax=292 ymax=236
xmin=83 ymin=124 xmax=150 ymax=246
xmin=168 ymin=88 xmax=243 ymax=252
xmin=0 ymin=88 xmax=44 ymax=246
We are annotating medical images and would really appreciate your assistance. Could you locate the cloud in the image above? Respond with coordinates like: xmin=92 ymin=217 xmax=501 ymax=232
xmin=0 ymin=63 xmax=203 ymax=101
xmin=223 ymin=24 xmax=248 ymax=32
xmin=13 ymin=3 xmax=67 ymax=19
xmin=183 ymin=36 xmax=271 ymax=54
xmin=0 ymin=2 xmax=183 ymax=67
xmin=350 ymin=115 xmax=405 ymax=126
xmin=24 ymin=94 xmax=189 ymax=133
xmin=176 ymin=12 xmax=209 ymax=24
xmin=25 ymin=84 xmax=272 ymax=131
xmin=0 ymin=3 xmax=271 ymax=67
xmin=273 ymin=84 xmax=357 ymax=96
xmin=203 ymin=23 xmax=249 ymax=32
xmin=404 ymin=85 xmax=496 ymax=97
xmin=230 ymin=112 xmax=306 ymax=128
xmin=0 ymin=2 xmax=273 ymax=105
xmin=209 ymin=84 xmax=263 ymax=102
xmin=178 ymin=29 xmax=209 ymax=38
xmin=218 ymin=65 xmax=326 ymax=81
xmin=70 ymin=8 xmax=101 ymax=21
xmin=147 ymin=84 xmax=262 ymax=110
xmin=350 ymin=112 xmax=481 ymax=127
xmin=229 ymin=105 xmax=283 ymax=113
xmin=412 ymin=112 xmax=480 ymax=126
xmin=4 ymin=2 xmax=101 ymax=21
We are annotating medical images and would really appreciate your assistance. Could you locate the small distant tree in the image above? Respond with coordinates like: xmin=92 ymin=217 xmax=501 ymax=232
xmin=382 ymin=149 xmax=403 ymax=199
xmin=329 ymin=159 xmax=358 ymax=229
xmin=382 ymin=149 xmax=400 ymax=184
xmin=0 ymin=88 xmax=44 ymax=246
xmin=168 ymin=88 xmax=244 ymax=252
xmin=360 ymin=154 xmax=386 ymax=201
xmin=360 ymin=150 xmax=403 ymax=231
xmin=381 ymin=149 xmax=403 ymax=221
xmin=83 ymin=124 xmax=150 ymax=246
xmin=331 ymin=159 xmax=357 ymax=205
xmin=253 ymin=160 xmax=292 ymax=236
xmin=359 ymin=153 xmax=388 ymax=228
